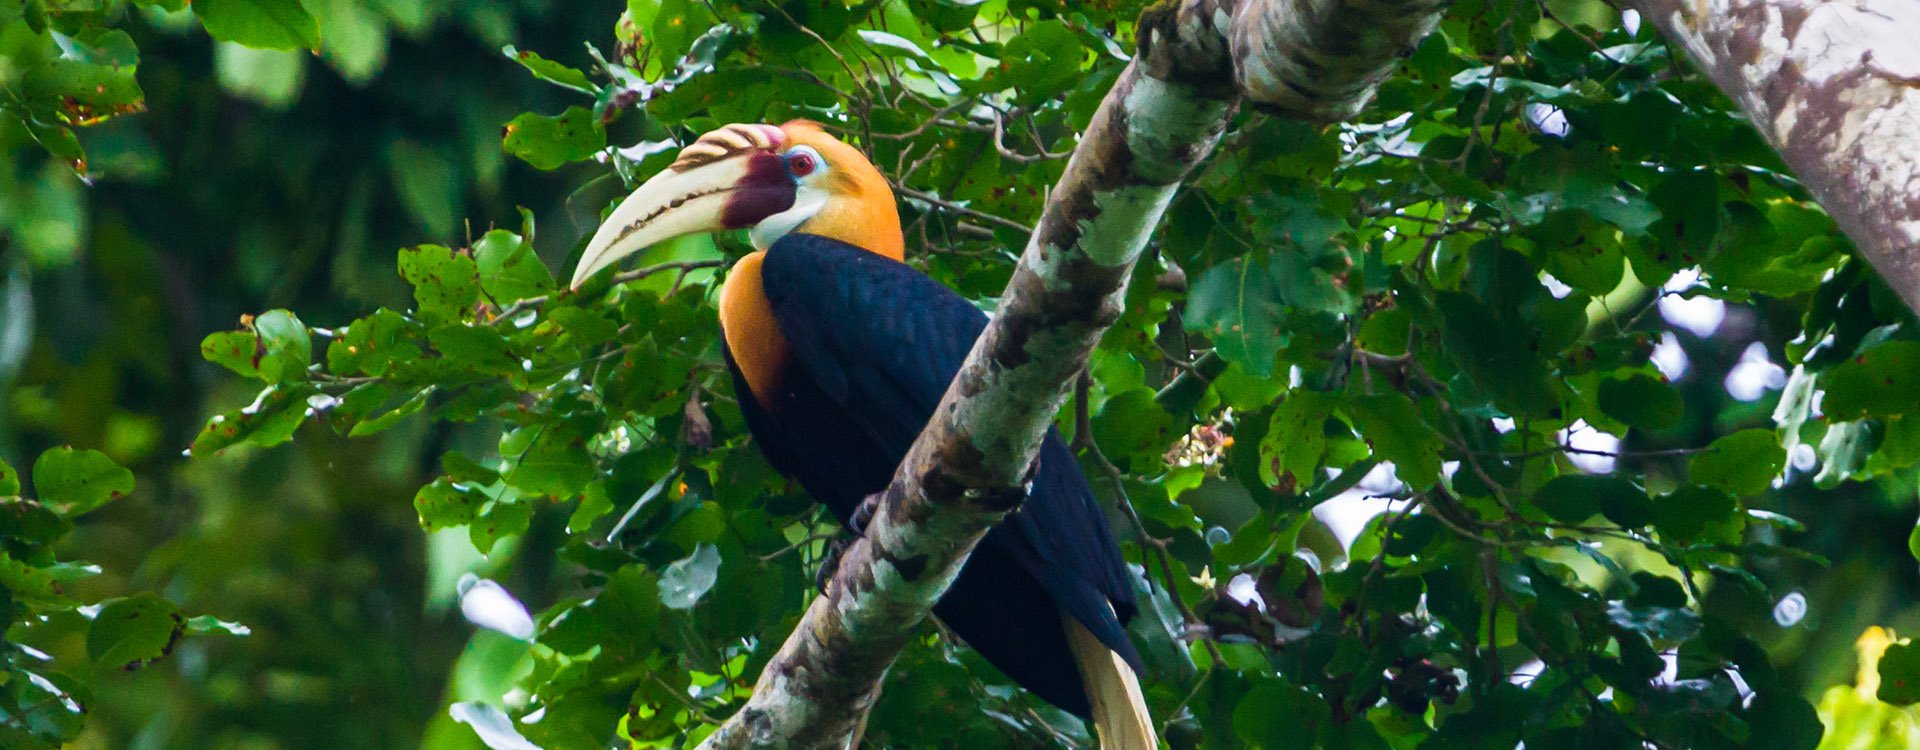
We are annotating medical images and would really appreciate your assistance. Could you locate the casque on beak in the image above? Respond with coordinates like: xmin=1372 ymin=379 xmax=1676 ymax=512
xmin=570 ymin=123 xmax=796 ymax=289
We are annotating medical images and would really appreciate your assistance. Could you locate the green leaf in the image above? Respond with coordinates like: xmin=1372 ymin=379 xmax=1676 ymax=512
xmin=0 ymin=553 xmax=94 ymax=607
xmin=1882 ymin=414 xmax=1920 ymax=469
xmin=21 ymin=60 xmax=145 ymax=126
xmin=471 ymin=500 xmax=531 ymax=554
xmin=857 ymin=29 xmax=937 ymax=66
xmin=1821 ymin=341 xmax=1920 ymax=419
xmin=0 ymin=455 xmax=18 ymax=495
xmin=551 ymin=307 xmax=619 ymax=347
xmin=502 ymin=107 xmax=605 ymax=171
xmin=1234 ymin=679 xmax=1331 ymax=749
xmin=1534 ymin=474 xmax=1653 ymax=528
xmin=504 ymin=427 xmax=593 ymax=498
xmin=199 ymin=310 xmax=312 ymax=383
xmin=1690 ymin=429 xmax=1785 ymax=497
xmin=253 ymin=310 xmax=312 ymax=381
xmin=1653 ymin=485 xmax=1738 ymax=544
xmin=0 ymin=497 xmax=70 ymax=546
xmin=326 ymin=309 xmax=424 ymax=377
xmin=1878 ymin=641 xmax=1920 ymax=705
xmin=545 ymin=566 xmax=656 ymax=656
xmin=194 ymin=0 xmax=322 ymax=50
xmin=442 ymin=453 xmax=502 ymax=485
xmin=87 ymin=593 xmax=186 ymax=671
xmin=648 ymin=0 xmax=699 ymax=69
xmin=1261 ymin=392 xmax=1337 ymax=487
xmin=23 ymin=117 xmax=88 ymax=177
xmin=1504 ymin=144 xmax=1659 ymax=235
xmin=428 ymin=325 xmax=517 ymax=373
xmin=415 ymin=478 xmax=485 ymax=531
xmin=348 ymin=387 xmax=432 ymax=437
xmin=1187 ymin=256 xmax=1284 ymax=377
xmin=1436 ymin=291 xmax=1558 ymax=418
xmin=474 ymin=229 xmax=553 ymax=304
xmin=503 ymin=46 xmax=596 ymax=93
xmin=1642 ymin=169 xmax=1721 ymax=271
xmin=1529 ymin=212 xmax=1626 ymax=296
xmin=1597 ymin=372 xmax=1683 ymax=430
xmin=398 ymin=245 xmax=481 ymax=323
xmin=1607 ymin=600 xmax=1700 ymax=644
xmin=1346 ymin=391 xmax=1443 ymax=488
xmin=1092 ymin=388 xmax=1174 ymax=470
xmin=31 ymin=447 xmax=134 ymax=517
xmin=52 ymin=29 xmax=141 ymax=68
xmin=995 ymin=20 xmax=1086 ymax=104
xmin=190 ymin=384 xmax=313 ymax=456
xmin=659 ymin=543 xmax=720 ymax=609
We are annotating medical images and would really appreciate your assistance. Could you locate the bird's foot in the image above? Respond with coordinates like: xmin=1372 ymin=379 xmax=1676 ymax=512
xmin=815 ymin=536 xmax=852 ymax=595
xmin=816 ymin=493 xmax=885 ymax=595
xmin=851 ymin=491 xmax=882 ymax=535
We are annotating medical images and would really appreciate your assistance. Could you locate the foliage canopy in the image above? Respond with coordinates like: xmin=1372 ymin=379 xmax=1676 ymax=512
xmin=4 ymin=0 xmax=1920 ymax=748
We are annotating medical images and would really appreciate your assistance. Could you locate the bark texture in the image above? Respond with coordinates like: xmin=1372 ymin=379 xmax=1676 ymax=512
xmin=1630 ymin=0 xmax=1920 ymax=312
xmin=1230 ymin=0 xmax=1448 ymax=121
xmin=696 ymin=0 xmax=1444 ymax=746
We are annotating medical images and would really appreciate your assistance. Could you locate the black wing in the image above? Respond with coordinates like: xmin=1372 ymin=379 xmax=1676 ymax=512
xmin=759 ymin=234 xmax=1139 ymax=667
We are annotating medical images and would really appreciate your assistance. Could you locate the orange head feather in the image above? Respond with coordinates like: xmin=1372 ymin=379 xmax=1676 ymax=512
xmin=771 ymin=120 xmax=904 ymax=261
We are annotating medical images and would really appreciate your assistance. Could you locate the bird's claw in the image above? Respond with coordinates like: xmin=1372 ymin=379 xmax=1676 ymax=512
xmin=816 ymin=494 xmax=884 ymax=595
xmin=851 ymin=492 xmax=882 ymax=535
xmin=815 ymin=537 xmax=852 ymax=595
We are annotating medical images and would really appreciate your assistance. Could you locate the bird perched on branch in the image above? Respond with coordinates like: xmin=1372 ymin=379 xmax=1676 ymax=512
xmin=570 ymin=120 xmax=1153 ymax=748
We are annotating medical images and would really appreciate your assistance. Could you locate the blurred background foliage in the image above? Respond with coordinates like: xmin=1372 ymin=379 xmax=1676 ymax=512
xmin=3 ymin=0 xmax=1920 ymax=747
xmin=1 ymin=0 xmax=608 ymax=747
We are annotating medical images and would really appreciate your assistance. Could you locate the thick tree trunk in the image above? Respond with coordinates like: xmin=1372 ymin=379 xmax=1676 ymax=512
xmin=1630 ymin=0 xmax=1920 ymax=312
xmin=695 ymin=0 xmax=1443 ymax=746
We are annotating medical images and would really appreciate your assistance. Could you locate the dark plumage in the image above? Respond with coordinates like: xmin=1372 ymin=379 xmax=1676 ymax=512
xmin=723 ymin=233 xmax=1140 ymax=718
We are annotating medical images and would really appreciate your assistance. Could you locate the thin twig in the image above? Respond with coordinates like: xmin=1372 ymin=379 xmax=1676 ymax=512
xmin=1074 ymin=373 xmax=1226 ymax=666
xmin=891 ymin=182 xmax=1035 ymax=235
xmin=490 ymin=259 xmax=727 ymax=324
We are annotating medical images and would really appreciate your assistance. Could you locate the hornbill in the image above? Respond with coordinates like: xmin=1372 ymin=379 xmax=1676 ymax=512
xmin=570 ymin=121 xmax=1154 ymax=748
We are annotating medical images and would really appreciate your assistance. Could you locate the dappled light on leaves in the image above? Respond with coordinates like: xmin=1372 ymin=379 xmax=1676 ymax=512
xmin=2 ymin=0 xmax=1918 ymax=746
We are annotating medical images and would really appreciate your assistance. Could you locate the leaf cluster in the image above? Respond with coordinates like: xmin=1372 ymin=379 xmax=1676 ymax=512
xmin=0 ymin=448 xmax=242 ymax=749
xmin=10 ymin=0 xmax=1920 ymax=746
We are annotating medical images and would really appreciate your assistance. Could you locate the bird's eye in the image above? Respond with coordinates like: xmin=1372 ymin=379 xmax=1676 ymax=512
xmin=786 ymin=149 xmax=818 ymax=178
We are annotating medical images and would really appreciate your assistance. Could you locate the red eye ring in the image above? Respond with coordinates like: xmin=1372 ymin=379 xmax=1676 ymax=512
xmin=786 ymin=150 xmax=817 ymax=177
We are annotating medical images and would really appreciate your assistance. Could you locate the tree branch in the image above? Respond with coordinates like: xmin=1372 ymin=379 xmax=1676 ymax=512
xmin=696 ymin=0 xmax=1444 ymax=746
xmin=1229 ymin=0 xmax=1447 ymax=122
xmin=1628 ymin=0 xmax=1920 ymax=313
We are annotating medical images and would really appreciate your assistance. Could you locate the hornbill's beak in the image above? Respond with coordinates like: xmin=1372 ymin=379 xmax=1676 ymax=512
xmin=570 ymin=124 xmax=796 ymax=289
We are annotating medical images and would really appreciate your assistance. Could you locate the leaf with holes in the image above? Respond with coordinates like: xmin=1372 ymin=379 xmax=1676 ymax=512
xmin=399 ymin=245 xmax=480 ymax=324
xmin=503 ymin=107 xmax=606 ymax=171
xmin=474 ymin=229 xmax=553 ymax=305
xmin=87 ymin=593 xmax=187 ymax=671
xmin=1822 ymin=341 xmax=1920 ymax=419
xmin=32 ymin=448 xmax=134 ymax=517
